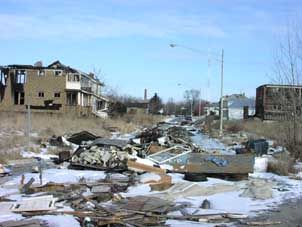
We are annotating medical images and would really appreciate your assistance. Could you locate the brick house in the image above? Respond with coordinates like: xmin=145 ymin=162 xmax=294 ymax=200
xmin=0 ymin=60 xmax=109 ymax=116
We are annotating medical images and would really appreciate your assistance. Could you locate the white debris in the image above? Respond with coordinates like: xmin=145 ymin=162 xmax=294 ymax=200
xmin=254 ymin=156 xmax=268 ymax=172
xmin=140 ymin=173 xmax=161 ymax=183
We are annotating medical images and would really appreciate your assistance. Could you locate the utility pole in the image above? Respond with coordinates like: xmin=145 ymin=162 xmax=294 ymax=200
xmin=219 ymin=49 xmax=224 ymax=137
xmin=26 ymin=92 xmax=31 ymax=148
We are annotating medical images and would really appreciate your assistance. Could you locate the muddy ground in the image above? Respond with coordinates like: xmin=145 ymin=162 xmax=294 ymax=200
xmin=236 ymin=198 xmax=302 ymax=226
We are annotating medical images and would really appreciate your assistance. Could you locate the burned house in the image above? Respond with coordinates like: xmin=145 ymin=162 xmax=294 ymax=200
xmin=0 ymin=61 xmax=109 ymax=116
xmin=256 ymin=84 xmax=302 ymax=120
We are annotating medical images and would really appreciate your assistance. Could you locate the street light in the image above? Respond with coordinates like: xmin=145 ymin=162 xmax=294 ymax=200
xmin=170 ymin=43 xmax=224 ymax=137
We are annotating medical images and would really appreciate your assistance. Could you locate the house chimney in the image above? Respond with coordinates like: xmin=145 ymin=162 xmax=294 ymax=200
xmin=144 ymin=89 xmax=147 ymax=100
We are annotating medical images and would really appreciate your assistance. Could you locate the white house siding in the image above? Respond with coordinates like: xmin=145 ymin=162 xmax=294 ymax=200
xmin=229 ymin=108 xmax=255 ymax=119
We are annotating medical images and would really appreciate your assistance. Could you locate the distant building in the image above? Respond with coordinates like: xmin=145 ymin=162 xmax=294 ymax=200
xmin=205 ymin=93 xmax=255 ymax=120
xmin=0 ymin=60 xmax=109 ymax=116
xmin=225 ymin=94 xmax=255 ymax=119
xmin=204 ymin=100 xmax=228 ymax=120
xmin=256 ymin=84 xmax=302 ymax=120
xmin=126 ymin=89 xmax=149 ymax=114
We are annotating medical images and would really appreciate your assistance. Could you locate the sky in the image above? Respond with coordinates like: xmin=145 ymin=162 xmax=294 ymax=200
xmin=0 ymin=0 xmax=300 ymax=101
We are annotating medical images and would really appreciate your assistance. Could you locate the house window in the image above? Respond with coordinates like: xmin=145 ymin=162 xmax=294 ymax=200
xmin=68 ymin=74 xmax=80 ymax=82
xmin=0 ymin=70 xmax=6 ymax=86
xmin=74 ymin=74 xmax=79 ymax=81
xmin=66 ymin=92 xmax=77 ymax=105
xmin=54 ymin=92 xmax=60 ymax=98
xmin=54 ymin=70 xmax=62 ymax=76
xmin=20 ymin=92 xmax=25 ymax=105
xmin=14 ymin=92 xmax=25 ymax=105
xmin=38 ymin=92 xmax=44 ymax=97
xmin=15 ymin=70 xmax=26 ymax=84
xmin=37 ymin=70 xmax=45 ymax=77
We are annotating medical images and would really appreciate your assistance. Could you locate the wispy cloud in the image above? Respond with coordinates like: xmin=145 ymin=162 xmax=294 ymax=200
xmin=0 ymin=9 xmax=227 ymax=40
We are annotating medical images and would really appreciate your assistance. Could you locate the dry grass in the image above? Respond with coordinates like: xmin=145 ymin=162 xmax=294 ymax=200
xmin=224 ymin=120 xmax=244 ymax=133
xmin=267 ymin=160 xmax=290 ymax=176
xmin=0 ymin=112 xmax=162 ymax=137
xmin=0 ymin=149 xmax=23 ymax=164
xmin=0 ymin=112 xmax=162 ymax=163
xmin=243 ymin=119 xmax=283 ymax=141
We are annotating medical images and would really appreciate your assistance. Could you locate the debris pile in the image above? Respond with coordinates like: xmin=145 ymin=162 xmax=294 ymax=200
xmin=0 ymin=117 xmax=300 ymax=226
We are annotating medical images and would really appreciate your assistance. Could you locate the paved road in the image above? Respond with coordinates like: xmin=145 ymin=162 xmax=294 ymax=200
xmin=236 ymin=198 xmax=302 ymax=227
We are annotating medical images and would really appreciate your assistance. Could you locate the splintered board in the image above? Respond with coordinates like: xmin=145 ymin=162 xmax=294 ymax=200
xmin=0 ymin=195 xmax=56 ymax=213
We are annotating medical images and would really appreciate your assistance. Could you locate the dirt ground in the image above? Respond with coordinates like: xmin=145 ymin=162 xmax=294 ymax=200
xmin=236 ymin=198 xmax=302 ymax=227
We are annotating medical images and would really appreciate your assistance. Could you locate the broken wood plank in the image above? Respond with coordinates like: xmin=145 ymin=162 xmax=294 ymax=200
xmin=245 ymin=220 xmax=282 ymax=226
xmin=21 ymin=177 xmax=35 ymax=194
xmin=127 ymin=160 xmax=166 ymax=174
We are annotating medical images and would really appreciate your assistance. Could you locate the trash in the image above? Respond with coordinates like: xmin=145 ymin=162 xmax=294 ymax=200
xmin=127 ymin=160 xmax=166 ymax=174
xmin=200 ymin=199 xmax=211 ymax=209
xmin=204 ymin=156 xmax=229 ymax=167
xmin=240 ymin=179 xmax=275 ymax=200
xmin=144 ymin=173 xmax=172 ymax=191
xmin=243 ymin=221 xmax=282 ymax=226
xmin=254 ymin=156 xmax=268 ymax=172
xmin=0 ymin=195 xmax=56 ymax=213
xmin=0 ymin=219 xmax=47 ymax=227
xmin=147 ymin=146 xmax=191 ymax=165
xmin=58 ymin=150 xmax=71 ymax=163
xmin=185 ymin=154 xmax=255 ymax=179
xmin=247 ymin=139 xmax=269 ymax=156
xmin=71 ymin=146 xmax=129 ymax=171
xmin=91 ymin=185 xmax=111 ymax=193
xmin=184 ymin=173 xmax=207 ymax=182
xmin=67 ymin=131 xmax=99 ymax=145
xmin=89 ymin=138 xmax=129 ymax=150
xmin=21 ymin=177 xmax=35 ymax=194
xmin=0 ymin=164 xmax=11 ymax=176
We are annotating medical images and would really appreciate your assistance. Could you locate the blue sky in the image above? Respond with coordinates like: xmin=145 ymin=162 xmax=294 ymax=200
xmin=0 ymin=0 xmax=300 ymax=101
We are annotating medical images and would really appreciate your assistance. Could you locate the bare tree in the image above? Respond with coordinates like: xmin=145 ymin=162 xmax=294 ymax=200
xmin=273 ymin=24 xmax=302 ymax=159
xmin=184 ymin=89 xmax=201 ymax=116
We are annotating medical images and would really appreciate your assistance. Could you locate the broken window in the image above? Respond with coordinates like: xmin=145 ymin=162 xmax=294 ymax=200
xmin=67 ymin=74 xmax=80 ymax=82
xmin=74 ymin=74 xmax=79 ymax=81
xmin=38 ymin=92 xmax=44 ymax=98
xmin=37 ymin=70 xmax=45 ymax=77
xmin=14 ymin=92 xmax=25 ymax=105
xmin=20 ymin=92 xmax=25 ymax=105
xmin=54 ymin=70 xmax=62 ymax=76
xmin=0 ymin=70 xmax=6 ymax=86
xmin=15 ymin=70 xmax=26 ymax=84
xmin=66 ymin=92 xmax=77 ymax=105
xmin=54 ymin=92 xmax=60 ymax=98
xmin=14 ymin=92 xmax=18 ymax=104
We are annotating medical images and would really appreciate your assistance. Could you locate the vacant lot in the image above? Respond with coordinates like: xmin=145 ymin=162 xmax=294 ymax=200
xmin=0 ymin=112 xmax=163 ymax=163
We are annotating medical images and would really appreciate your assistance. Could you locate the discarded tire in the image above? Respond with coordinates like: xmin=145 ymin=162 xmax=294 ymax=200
xmin=184 ymin=173 xmax=207 ymax=182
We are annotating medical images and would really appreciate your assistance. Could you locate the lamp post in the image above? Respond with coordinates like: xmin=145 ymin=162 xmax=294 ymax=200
xmin=170 ymin=44 xmax=224 ymax=136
